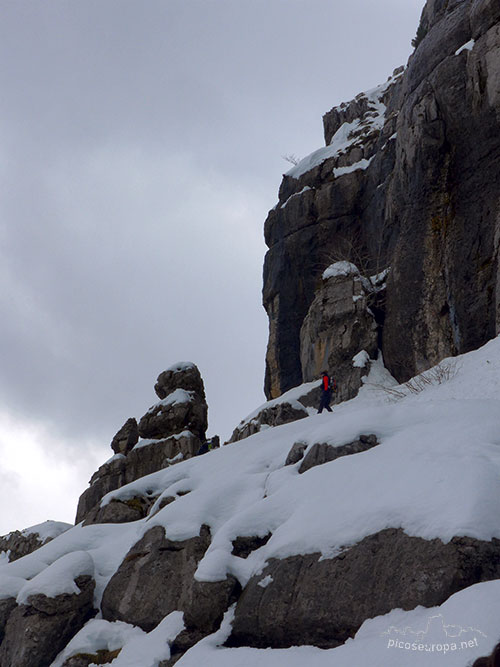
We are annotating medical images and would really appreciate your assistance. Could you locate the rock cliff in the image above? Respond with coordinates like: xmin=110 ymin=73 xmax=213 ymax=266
xmin=264 ymin=0 xmax=500 ymax=398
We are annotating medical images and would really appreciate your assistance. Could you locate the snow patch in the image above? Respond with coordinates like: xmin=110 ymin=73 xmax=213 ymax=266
xmin=352 ymin=350 xmax=370 ymax=368
xmin=455 ymin=39 xmax=475 ymax=55
xmin=146 ymin=388 xmax=194 ymax=414
xmin=333 ymin=156 xmax=374 ymax=178
xmin=322 ymin=261 xmax=359 ymax=280
xmin=16 ymin=551 xmax=94 ymax=604
xmin=280 ymin=186 xmax=312 ymax=209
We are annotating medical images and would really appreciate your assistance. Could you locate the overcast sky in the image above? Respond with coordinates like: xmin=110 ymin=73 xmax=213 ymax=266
xmin=0 ymin=0 xmax=424 ymax=534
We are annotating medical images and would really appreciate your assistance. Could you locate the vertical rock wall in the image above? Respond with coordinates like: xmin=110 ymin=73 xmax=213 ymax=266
xmin=263 ymin=0 xmax=500 ymax=396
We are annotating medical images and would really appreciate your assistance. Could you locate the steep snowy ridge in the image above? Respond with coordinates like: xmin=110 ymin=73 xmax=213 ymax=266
xmin=1 ymin=339 xmax=500 ymax=664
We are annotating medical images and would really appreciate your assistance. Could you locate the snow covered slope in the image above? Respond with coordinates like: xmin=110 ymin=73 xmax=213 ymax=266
xmin=2 ymin=338 xmax=500 ymax=665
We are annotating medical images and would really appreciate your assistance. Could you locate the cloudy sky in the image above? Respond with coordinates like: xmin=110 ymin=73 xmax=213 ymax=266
xmin=0 ymin=0 xmax=423 ymax=534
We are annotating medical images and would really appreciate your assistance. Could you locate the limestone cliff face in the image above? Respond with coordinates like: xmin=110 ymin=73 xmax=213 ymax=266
xmin=263 ymin=0 xmax=500 ymax=397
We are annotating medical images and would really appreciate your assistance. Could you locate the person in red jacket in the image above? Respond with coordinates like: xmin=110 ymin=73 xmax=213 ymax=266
xmin=318 ymin=370 xmax=336 ymax=414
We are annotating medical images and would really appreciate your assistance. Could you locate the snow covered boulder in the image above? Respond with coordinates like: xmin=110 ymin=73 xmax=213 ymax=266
xmin=101 ymin=525 xmax=239 ymax=641
xmin=0 ymin=571 xmax=96 ymax=667
xmin=0 ymin=521 xmax=72 ymax=563
xmin=300 ymin=263 xmax=378 ymax=403
xmin=227 ymin=529 xmax=500 ymax=650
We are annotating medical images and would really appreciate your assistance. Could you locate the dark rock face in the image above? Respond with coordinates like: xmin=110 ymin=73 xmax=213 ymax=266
xmin=101 ymin=526 xmax=239 ymax=636
xmin=111 ymin=418 xmax=139 ymax=456
xmin=231 ymin=534 xmax=272 ymax=559
xmin=228 ymin=529 xmax=500 ymax=649
xmin=0 ymin=576 xmax=96 ymax=667
xmin=300 ymin=267 xmax=378 ymax=402
xmin=298 ymin=434 xmax=379 ymax=473
xmin=263 ymin=0 xmax=500 ymax=396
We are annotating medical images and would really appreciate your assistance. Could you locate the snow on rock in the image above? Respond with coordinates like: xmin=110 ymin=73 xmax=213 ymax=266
xmin=2 ymin=337 xmax=500 ymax=663
xmin=146 ymin=388 xmax=194 ymax=414
xmin=111 ymin=612 xmax=184 ymax=667
xmin=286 ymin=72 xmax=402 ymax=180
xmin=322 ymin=261 xmax=360 ymax=280
xmin=20 ymin=521 xmax=72 ymax=543
xmin=352 ymin=350 xmax=370 ymax=368
xmin=51 ymin=619 xmax=147 ymax=667
xmin=16 ymin=551 xmax=94 ymax=604
xmin=280 ymin=186 xmax=312 ymax=209
xmin=167 ymin=361 xmax=197 ymax=373
xmin=455 ymin=39 xmax=475 ymax=55
xmin=333 ymin=156 xmax=374 ymax=177
xmin=174 ymin=579 xmax=500 ymax=666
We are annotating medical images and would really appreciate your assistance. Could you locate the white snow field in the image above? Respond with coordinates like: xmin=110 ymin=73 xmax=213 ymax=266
xmin=2 ymin=337 xmax=500 ymax=665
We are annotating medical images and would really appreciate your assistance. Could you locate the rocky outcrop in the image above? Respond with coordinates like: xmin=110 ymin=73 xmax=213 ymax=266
xmin=0 ymin=576 xmax=95 ymax=667
xmin=101 ymin=525 xmax=239 ymax=639
xmin=300 ymin=262 xmax=379 ymax=402
xmin=227 ymin=529 xmax=500 ymax=649
xmin=0 ymin=522 xmax=72 ymax=562
xmin=297 ymin=434 xmax=379 ymax=474
xmin=263 ymin=0 xmax=500 ymax=396
xmin=75 ymin=362 xmax=207 ymax=524
xmin=229 ymin=401 xmax=308 ymax=443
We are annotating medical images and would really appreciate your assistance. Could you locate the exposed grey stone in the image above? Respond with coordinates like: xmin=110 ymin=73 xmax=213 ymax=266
xmin=111 ymin=418 xmax=139 ymax=456
xmin=227 ymin=529 xmax=500 ymax=649
xmin=298 ymin=435 xmax=379 ymax=474
xmin=0 ymin=575 xmax=96 ymax=667
xmin=138 ymin=397 xmax=207 ymax=442
xmin=101 ymin=525 xmax=239 ymax=635
xmin=285 ymin=441 xmax=307 ymax=465
xmin=82 ymin=495 xmax=158 ymax=526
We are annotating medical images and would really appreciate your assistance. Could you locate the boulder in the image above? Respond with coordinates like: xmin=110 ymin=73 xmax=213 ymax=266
xmin=227 ymin=529 xmax=500 ymax=649
xmin=110 ymin=418 xmax=139 ymax=456
xmin=138 ymin=390 xmax=207 ymax=441
xmin=82 ymin=495 xmax=158 ymax=526
xmin=101 ymin=525 xmax=239 ymax=636
xmin=298 ymin=434 xmax=379 ymax=473
xmin=284 ymin=441 xmax=307 ymax=465
xmin=154 ymin=362 xmax=206 ymax=401
xmin=229 ymin=402 xmax=308 ymax=443
xmin=0 ymin=532 xmax=46 ymax=563
xmin=0 ymin=575 xmax=96 ymax=667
